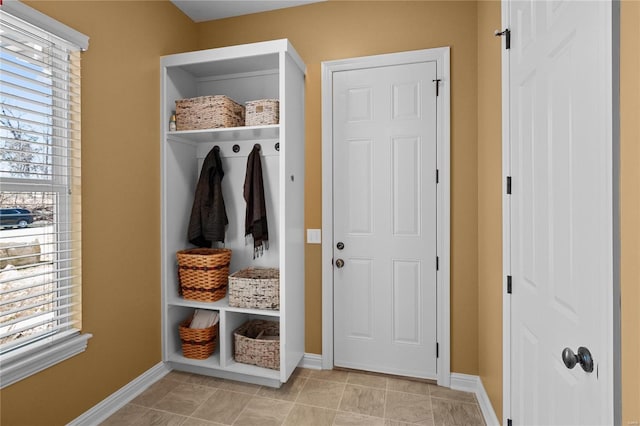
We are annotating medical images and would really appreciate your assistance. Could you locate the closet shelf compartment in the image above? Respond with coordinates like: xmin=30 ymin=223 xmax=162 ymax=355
xmin=168 ymin=124 xmax=279 ymax=143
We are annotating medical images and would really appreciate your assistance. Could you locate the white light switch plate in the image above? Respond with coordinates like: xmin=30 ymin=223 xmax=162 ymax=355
xmin=307 ymin=229 xmax=321 ymax=244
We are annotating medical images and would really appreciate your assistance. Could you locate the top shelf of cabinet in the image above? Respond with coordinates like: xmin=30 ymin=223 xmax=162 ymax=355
xmin=160 ymin=39 xmax=306 ymax=78
xmin=167 ymin=124 xmax=279 ymax=144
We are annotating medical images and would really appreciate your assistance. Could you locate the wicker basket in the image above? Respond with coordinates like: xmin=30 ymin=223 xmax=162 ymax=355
xmin=176 ymin=248 xmax=231 ymax=302
xmin=229 ymin=268 xmax=279 ymax=310
xmin=234 ymin=320 xmax=280 ymax=370
xmin=175 ymin=95 xmax=245 ymax=130
xmin=179 ymin=317 xmax=218 ymax=360
xmin=245 ymin=99 xmax=279 ymax=126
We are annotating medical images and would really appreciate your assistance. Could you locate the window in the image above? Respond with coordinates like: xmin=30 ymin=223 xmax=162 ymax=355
xmin=0 ymin=0 xmax=89 ymax=388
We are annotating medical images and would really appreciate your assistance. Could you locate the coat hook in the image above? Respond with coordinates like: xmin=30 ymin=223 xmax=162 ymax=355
xmin=275 ymin=142 xmax=280 ymax=151
xmin=233 ymin=144 xmax=240 ymax=153
xmin=213 ymin=145 xmax=220 ymax=152
xmin=254 ymin=143 xmax=261 ymax=151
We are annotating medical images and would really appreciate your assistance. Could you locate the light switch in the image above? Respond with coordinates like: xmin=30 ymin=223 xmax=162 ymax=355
xmin=307 ymin=229 xmax=321 ymax=244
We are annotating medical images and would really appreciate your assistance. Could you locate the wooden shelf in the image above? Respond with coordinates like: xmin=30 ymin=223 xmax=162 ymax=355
xmin=167 ymin=125 xmax=279 ymax=144
xmin=224 ymin=360 xmax=280 ymax=381
xmin=167 ymin=350 xmax=221 ymax=369
xmin=168 ymin=295 xmax=281 ymax=317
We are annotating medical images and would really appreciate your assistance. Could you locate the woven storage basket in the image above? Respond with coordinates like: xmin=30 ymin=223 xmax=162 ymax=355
xmin=175 ymin=95 xmax=245 ymax=130
xmin=179 ymin=317 xmax=218 ymax=360
xmin=234 ymin=320 xmax=280 ymax=370
xmin=229 ymin=267 xmax=279 ymax=310
xmin=176 ymin=248 xmax=231 ymax=302
xmin=245 ymin=99 xmax=279 ymax=126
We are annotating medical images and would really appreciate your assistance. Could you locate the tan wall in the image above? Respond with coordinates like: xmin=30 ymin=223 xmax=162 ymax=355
xmin=476 ymin=0 xmax=503 ymax=419
xmin=196 ymin=0 xmax=481 ymax=375
xmin=0 ymin=1 xmax=197 ymax=425
xmin=476 ymin=0 xmax=640 ymax=423
xmin=621 ymin=1 xmax=640 ymax=423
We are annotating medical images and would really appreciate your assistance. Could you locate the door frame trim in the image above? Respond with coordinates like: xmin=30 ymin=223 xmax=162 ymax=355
xmin=320 ymin=47 xmax=451 ymax=387
xmin=500 ymin=2 xmax=511 ymax=423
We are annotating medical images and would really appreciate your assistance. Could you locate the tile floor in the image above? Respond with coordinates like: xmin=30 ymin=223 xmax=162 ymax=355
xmin=101 ymin=368 xmax=486 ymax=426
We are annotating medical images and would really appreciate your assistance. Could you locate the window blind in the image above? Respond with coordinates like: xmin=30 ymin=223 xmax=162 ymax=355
xmin=0 ymin=9 xmax=83 ymax=357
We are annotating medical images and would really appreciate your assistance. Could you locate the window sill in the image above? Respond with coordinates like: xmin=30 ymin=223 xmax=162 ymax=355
xmin=0 ymin=332 xmax=92 ymax=389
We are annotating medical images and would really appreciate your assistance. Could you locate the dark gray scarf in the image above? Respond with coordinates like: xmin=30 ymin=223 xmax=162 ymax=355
xmin=244 ymin=144 xmax=268 ymax=258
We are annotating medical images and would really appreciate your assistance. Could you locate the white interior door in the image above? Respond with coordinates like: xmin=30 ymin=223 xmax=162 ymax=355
xmin=332 ymin=61 xmax=438 ymax=378
xmin=506 ymin=0 xmax=614 ymax=424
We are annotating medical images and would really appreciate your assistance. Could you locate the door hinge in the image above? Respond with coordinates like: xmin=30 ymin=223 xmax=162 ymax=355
xmin=436 ymin=169 xmax=439 ymax=184
xmin=495 ymin=28 xmax=511 ymax=50
xmin=436 ymin=256 xmax=439 ymax=271
xmin=507 ymin=275 xmax=512 ymax=294
xmin=507 ymin=419 xmax=512 ymax=426
xmin=433 ymin=78 xmax=441 ymax=96
xmin=507 ymin=176 xmax=512 ymax=194
xmin=436 ymin=342 xmax=439 ymax=358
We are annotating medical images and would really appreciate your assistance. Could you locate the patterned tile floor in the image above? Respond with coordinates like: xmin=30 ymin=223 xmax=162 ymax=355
xmin=100 ymin=368 xmax=486 ymax=426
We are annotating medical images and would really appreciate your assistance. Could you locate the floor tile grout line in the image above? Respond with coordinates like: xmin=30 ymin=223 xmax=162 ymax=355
xmin=228 ymin=393 xmax=252 ymax=426
xmin=291 ymin=376 xmax=307 ymax=404
xmin=430 ymin=395 xmax=479 ymax=405
xmin=382 ymin=384 xmax=388 ymax=421
xmin=335 ymin=380 xmax=347 ymax=413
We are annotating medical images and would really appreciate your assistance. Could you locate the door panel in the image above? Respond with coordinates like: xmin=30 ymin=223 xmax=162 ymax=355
xmin=392 ymin=260 xmax=421 ymax=344
xmin=333 ymin=61 xmax=438 ymax=378
xmin=345 ymin=258 xmax=374 ymax=339
xmin=393 ymin=137 xmax=421 ymax=236
xmin=347 ymin=139 xmax=373 ymax=234
xmin=508 ymin=0 xmax=613 ymax=423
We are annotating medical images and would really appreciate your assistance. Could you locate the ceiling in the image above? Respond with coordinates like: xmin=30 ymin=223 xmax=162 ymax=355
xmin=170 ymin=0 xmax=326 ymax=23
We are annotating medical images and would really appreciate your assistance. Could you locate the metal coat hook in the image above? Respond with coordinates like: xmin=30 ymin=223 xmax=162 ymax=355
xmin=275 ymin=142 xmax=280 ymax=151
xmin=213 ymin=145 xmax=220 ymax=152
xmin=232 ymin=144 xmax=240 ymax=153
xmin=254 ymin=143 xmax=261 ymax=151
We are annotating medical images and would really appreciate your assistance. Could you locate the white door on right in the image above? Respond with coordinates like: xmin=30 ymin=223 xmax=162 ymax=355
xmin=507 ymin=0 xmax=614 ymax=424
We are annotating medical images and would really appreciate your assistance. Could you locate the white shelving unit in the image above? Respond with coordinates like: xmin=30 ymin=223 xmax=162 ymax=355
xmin=160 ymin=40 xmax=305 ymax=387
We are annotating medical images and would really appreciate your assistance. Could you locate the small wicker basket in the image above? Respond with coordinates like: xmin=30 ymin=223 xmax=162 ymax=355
xmin=176 ymin=248 xmax=231 ymax=302
xmin=179 ymin=317 xmax=218 ymax=360
xmin=245 ymin=99 xmax=279 ymax=126
xmin=229 ymin=267 xmax=279 ymax=310
xmin=234 ymin=320 xmax=280 ymax=370
xmin=175 ymin=95 xmax=245 ymax=130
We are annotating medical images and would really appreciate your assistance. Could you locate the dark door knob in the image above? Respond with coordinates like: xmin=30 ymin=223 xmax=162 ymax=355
xmin=562 ymin=346 xmax=594 ymax=373
xmin=335 ymin=258 xmax=345 ymax=268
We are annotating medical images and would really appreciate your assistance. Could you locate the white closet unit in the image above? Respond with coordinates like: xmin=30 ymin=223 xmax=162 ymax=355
xmin=160 ymin=39 xmax=305 ymax=387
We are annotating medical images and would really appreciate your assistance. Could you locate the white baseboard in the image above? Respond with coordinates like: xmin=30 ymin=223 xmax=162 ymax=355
xmin=450 ymin=373 xmax=500 ymax=426
xmin=298 ymin=353 xmax=322 ymax=370
xmin=68 ymin=362 xmax=170 ymax=426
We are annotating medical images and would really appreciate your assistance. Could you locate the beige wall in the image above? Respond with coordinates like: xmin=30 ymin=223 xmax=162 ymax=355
xmin=621 ymin=1 xmax=640 ymax=423
xmin=196 ymin=0 xmax=481 ymax=374
xmin=476 ymin=0 xmax=503 ymax=420
xmin=1 ymin=1 xmax=197 ymax=425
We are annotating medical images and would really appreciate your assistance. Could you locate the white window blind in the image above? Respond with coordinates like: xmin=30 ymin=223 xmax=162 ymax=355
xmin=0 ymin=2 xmax=89 ymax=388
